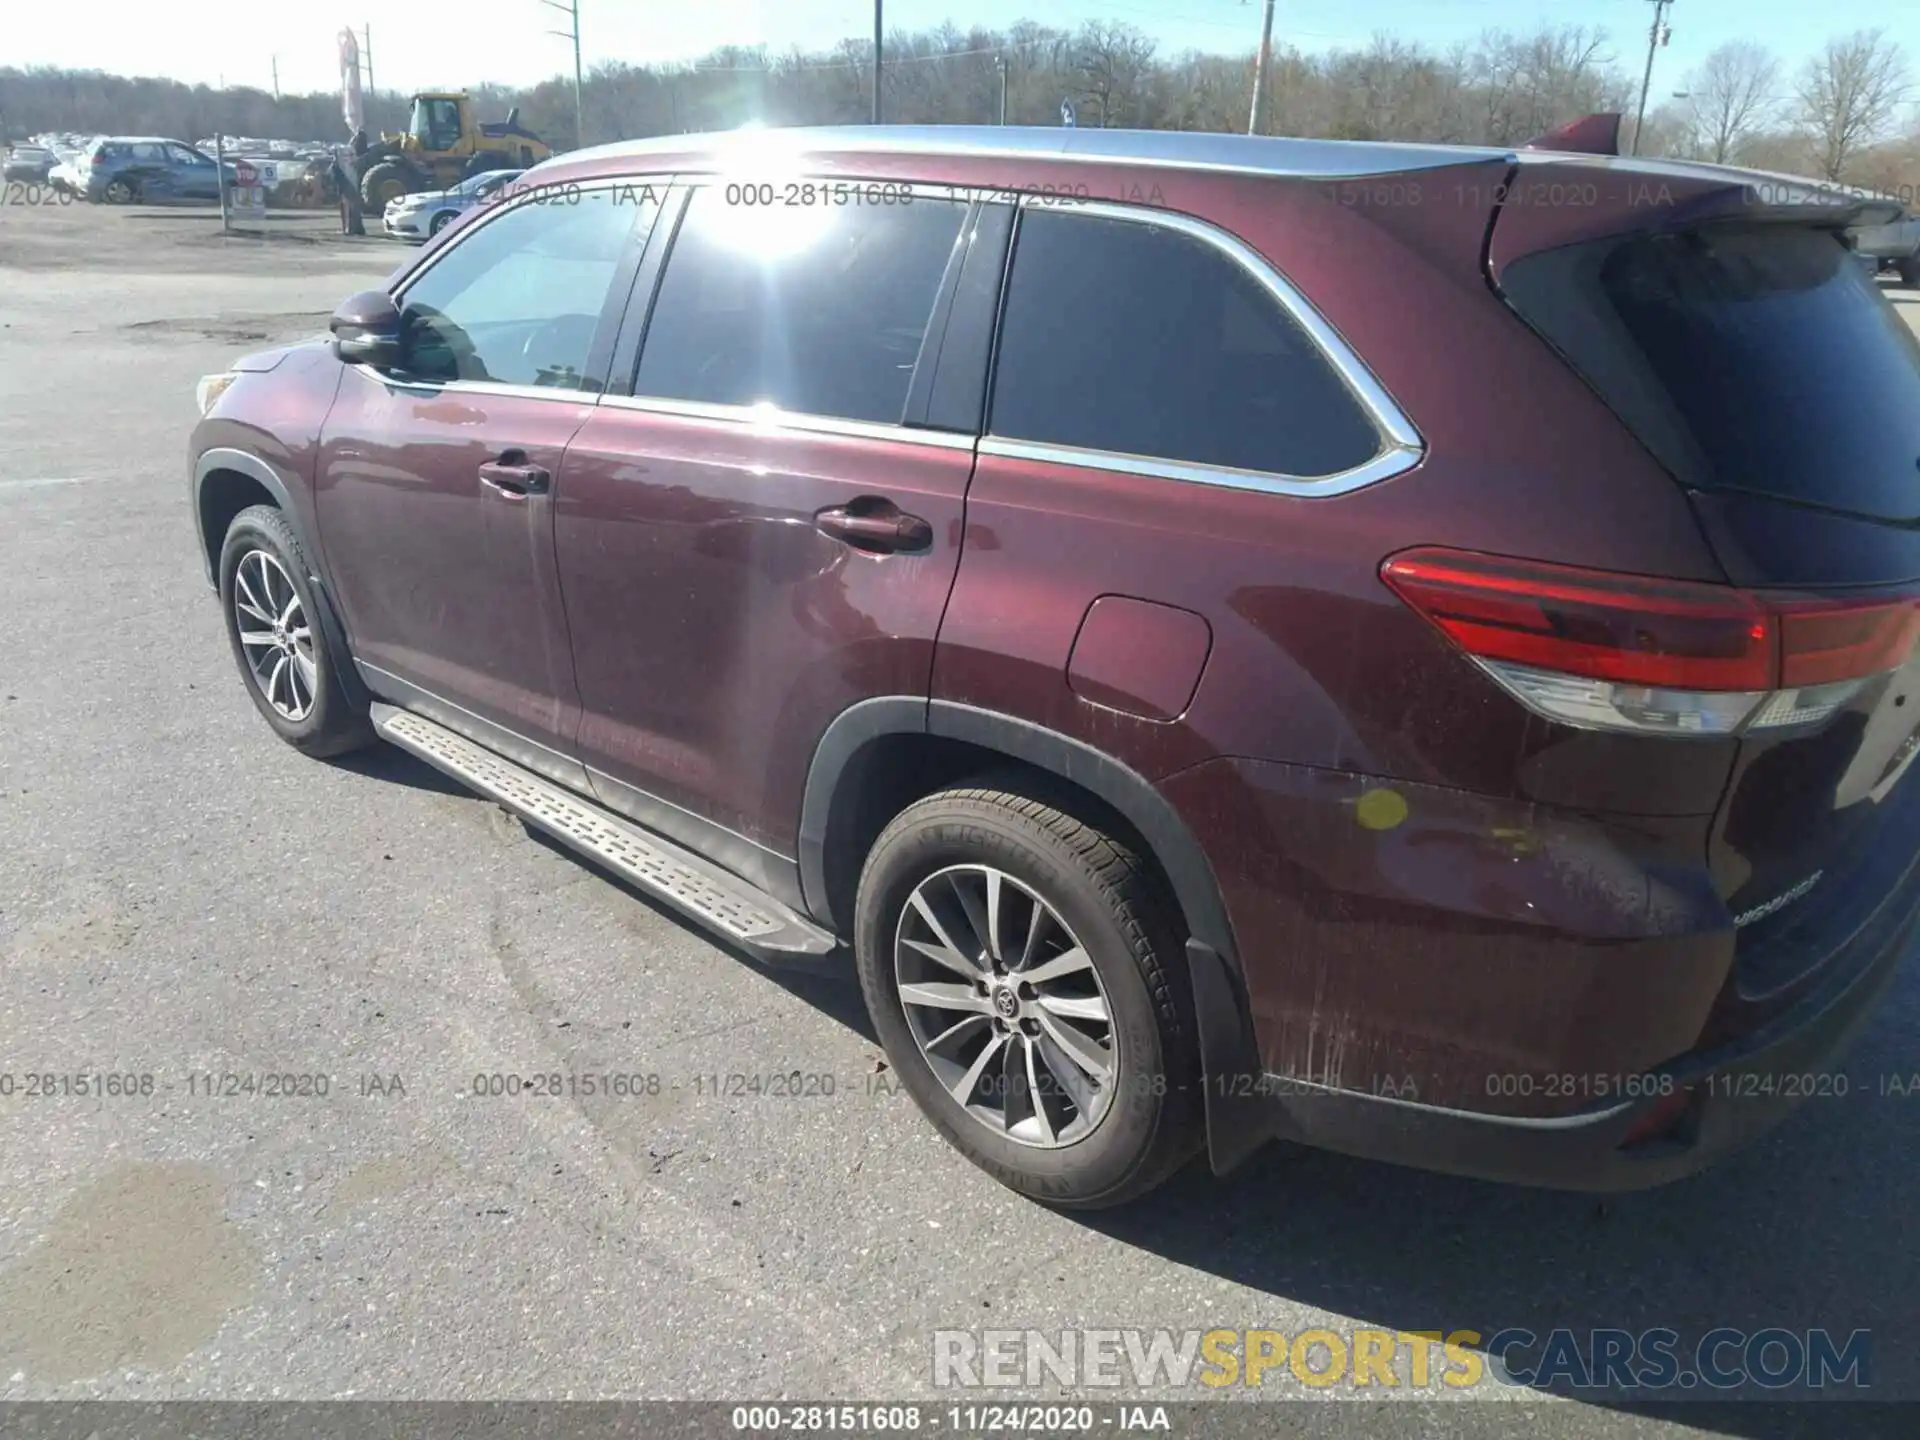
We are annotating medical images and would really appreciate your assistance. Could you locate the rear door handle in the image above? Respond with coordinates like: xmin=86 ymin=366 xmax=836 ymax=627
xmin=478 ymin=449 xmax=550 ymax=498
xmin=815 ymin=503 xmax=932 ymax=553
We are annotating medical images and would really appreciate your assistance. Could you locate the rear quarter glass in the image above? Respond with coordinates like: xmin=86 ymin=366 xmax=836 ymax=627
xmin=1498 ymin=224 xmax=1920 ymax=524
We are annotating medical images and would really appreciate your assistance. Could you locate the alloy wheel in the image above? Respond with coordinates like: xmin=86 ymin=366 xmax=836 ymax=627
xmin=232 ymin=549 xmax=317 ymax=721
xmin=894 ymin=864 xmax=1117 ymax=1148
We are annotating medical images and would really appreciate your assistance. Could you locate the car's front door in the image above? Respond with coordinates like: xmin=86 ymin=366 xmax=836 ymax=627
xmin=553 ymin=182 xmax=1002 ymax=890
xmin=316 ymin=182 xmax=659 ymax=773
xmin=167 ymin=144 xmax=218 ymax=198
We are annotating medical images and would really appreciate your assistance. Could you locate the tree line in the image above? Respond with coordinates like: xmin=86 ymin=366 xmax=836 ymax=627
xmin=2 ymin=19 xmax=1913 ymax=188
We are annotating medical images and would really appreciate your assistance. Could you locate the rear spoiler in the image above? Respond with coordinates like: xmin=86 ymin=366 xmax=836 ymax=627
xmin=1522 ymin=113 xmax=1622 ymax=156
xmin=1490 ymin=148 xmax=1911 ymax=275
xmin=1513 ymin=113 xmax=1907 ymax=231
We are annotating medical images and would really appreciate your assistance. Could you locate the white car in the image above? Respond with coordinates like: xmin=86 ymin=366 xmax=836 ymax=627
xmin=48 ymin=154 xmax=89 ymax=196
xmin=381 ymin=168 xmax=523 ymax=242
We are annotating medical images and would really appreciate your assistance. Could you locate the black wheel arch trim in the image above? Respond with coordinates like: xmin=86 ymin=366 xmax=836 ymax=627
xmin=799 ymin=695 xmax=1267 ymax=1173
xmin=192 ymin=447 xmax=370 ymax=711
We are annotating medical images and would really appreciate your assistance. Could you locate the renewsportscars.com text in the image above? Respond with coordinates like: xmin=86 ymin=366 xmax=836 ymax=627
xmin=932 ymin=1326 xmax=1871 ymax=1392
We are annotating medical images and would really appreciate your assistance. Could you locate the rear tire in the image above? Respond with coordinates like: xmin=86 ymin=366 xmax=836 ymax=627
xmin=103 ymin=177 xmax=136 ymax=204
xmin=218 ymin=505 xmax=372 ymax=759
xmin=854 ymin=786 xmax=1202 ymax=1208
xmin=1899 ymin=255 xmax=1920 ymax=289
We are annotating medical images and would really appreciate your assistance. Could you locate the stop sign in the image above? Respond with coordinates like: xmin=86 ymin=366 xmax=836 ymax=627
xmin=232 ymin=160 xmax=258 ymax=187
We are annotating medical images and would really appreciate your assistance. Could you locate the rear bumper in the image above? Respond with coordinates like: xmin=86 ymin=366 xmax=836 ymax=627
xmin=1258 ymin=902 xmax=1911 ymax=1190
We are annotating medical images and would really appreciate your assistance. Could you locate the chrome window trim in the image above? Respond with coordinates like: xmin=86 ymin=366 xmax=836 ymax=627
xmin=598 ymin=394 xmax=976 ymax=450
xmin=349 ymin=367 xmax=603 ymax=407
xmin=975 ymin=435 xmax=1420 ymax=499
xmin=989 ymin=197 xmax=1424 ymax=498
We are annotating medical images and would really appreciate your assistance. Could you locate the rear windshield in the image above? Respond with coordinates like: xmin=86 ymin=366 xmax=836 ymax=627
xmin=1501 ymin=225 xmax=1920 ymax=523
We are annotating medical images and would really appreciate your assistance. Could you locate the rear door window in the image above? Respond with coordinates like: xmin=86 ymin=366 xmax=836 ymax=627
xmin=397 ymin=186 xmax=655 ymax=390
xmin=987 ymin=209 xmax=1385 ymax=478
xmin=635 ymin=186 xmax=968 ymax=425
xmin=1501 ymin=225 xmax=1920 ymax=522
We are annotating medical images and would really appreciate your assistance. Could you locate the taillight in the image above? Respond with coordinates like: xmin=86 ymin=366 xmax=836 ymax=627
xmin=1381 ymin=547 xmax=1920 ymax=737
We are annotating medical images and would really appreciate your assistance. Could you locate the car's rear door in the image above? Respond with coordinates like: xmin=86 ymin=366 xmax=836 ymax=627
xmin=113 ymin=142 xmax=166 ymax=196
xmin=316 ymin=181 xmax=660 ymax=773
xmin=552 ymin=180 xmax=1005 ymax=893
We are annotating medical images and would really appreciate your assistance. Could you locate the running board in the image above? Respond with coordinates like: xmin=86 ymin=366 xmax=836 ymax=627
xmin=371 ymin=705 xmax=840 ymax=970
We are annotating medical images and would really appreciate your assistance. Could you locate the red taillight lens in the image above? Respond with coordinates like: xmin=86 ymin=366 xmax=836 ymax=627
xmin=1778 ymin=598 xmax=1920 ymax=687
xmin=1381 ymin=547 xmax=1920 ymax=737
xmin=1380 ymin=549 xmax=1776 ymax=690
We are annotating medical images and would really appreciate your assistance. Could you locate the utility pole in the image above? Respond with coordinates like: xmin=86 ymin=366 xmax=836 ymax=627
xmin=1631 ymin=0 xmax=1674 ymax=156
xmin=271 ymin=56 xmax=280 ymax=101
xmin=1247 ymin=0 xmax=1276 ymax=136
xmin=996 ymin=54 xmax=1008 ymax=125
xmin=872 ymin=1 xmax=884 ymax=124
xmin=361 ymin=25 xmax=374 ymax=103
xmin=542 ymin=0 xmax=584 ymax=148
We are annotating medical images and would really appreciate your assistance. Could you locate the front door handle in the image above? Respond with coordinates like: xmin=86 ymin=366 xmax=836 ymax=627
xmin=815 ymin=502 xmax=932 ymax=553
xmin=479 ymin=450 xmax=550 ymax=498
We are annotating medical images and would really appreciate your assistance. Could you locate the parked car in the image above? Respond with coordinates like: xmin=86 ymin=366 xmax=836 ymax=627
xmin=1853 ymin=213 xmax=1920 ymax=286
xmin=75 ymin=136 xmax=236 ymax=203
xmin=187 ymin=126 xmax=1920 ymax=1207
xmin=3 ymin=145 xmax=54 ymax=182
xmin=382 ymin=167 xmax=524 ymax=241
xmin=46 ymin=143 xmax=94 ymax=195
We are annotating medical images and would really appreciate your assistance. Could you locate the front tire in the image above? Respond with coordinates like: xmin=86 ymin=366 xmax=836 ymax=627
xmin=218 ymin=505 xmax=372 ymax=758
xmin=429 ymin=209 xmax=455 ymax=236
xmin=854 ymin=786 xmax=1202 ymax=1208
xmin=359 ymin=162 xmax=409 ymax=210
xmin=1899 ymin=255 xmax=1920 ymax=288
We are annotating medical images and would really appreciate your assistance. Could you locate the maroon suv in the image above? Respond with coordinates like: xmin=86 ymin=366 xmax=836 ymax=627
xmin=188 ymin=125 xmax=1920 ymax=1206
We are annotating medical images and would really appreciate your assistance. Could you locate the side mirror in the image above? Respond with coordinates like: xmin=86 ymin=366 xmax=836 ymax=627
xmin=331 ymin=290 xmax=402 ymax=367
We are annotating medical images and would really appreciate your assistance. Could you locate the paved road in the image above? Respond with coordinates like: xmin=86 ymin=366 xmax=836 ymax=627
xmin=0 ymin=204 xmax=1916 ymax=1435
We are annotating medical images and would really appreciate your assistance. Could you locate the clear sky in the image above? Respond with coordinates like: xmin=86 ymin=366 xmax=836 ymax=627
xmin=2 ymin=1 xmax=1899 ymax=99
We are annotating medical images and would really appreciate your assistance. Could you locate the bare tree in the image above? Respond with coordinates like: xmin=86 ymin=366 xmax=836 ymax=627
xmin=1796 ymin=29 xmax=1912 ymax=179
xmin=1069 ymin=21 xmax=1157 ymax=128
xmin=20 ymin=20 xmax=1908 ymax=171
xmin=1684 ymin=42 xmax=1780 ymax=163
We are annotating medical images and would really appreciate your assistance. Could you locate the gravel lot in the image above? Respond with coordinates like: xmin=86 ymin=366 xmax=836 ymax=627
xmin=2 ymin=198 xmax=1918 ymax=1436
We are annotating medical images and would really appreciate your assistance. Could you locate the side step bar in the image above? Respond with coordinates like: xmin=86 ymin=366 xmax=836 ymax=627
xmin=371 ymin=704 xmax=840 ymax=971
